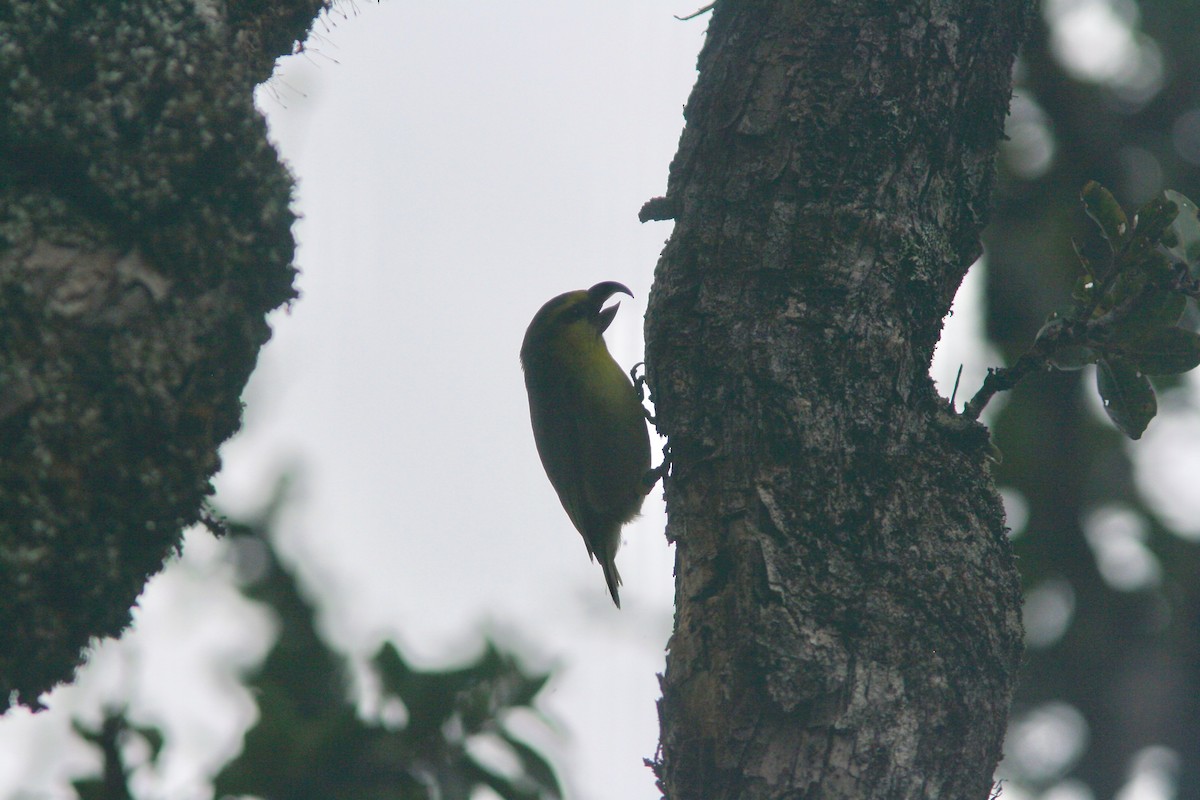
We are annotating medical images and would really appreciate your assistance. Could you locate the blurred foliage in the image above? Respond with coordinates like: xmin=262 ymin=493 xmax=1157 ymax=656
xmin=986 ymin=0 xmax=1200 ymax=797
xmin=70 ymin=489 xmax=562 ymax=800
xmin=72 ymin=712 xmax=163 ymax=800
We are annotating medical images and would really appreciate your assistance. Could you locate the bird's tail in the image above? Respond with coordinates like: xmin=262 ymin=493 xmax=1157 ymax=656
xmin=600 ymin=554 xmax=622 ymax=609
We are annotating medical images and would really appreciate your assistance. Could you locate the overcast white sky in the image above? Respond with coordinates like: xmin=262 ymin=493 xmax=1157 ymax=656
xmin=214 ymin=4 xmax=700 ymax=796
xmin=10 ymin=2 xmax=1185 ymax=798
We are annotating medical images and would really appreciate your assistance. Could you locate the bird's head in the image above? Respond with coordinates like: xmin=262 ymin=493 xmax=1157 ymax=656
xmin=520 ymin=281 xmax=633 ymax=367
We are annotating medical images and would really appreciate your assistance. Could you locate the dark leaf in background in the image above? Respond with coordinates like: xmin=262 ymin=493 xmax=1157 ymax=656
xmin=1082 ymin=180 xmax=1129 ymax=249
xmin=1164 ymin=189 xmax=1200 ymax=266
xmin=1113 ymin=289 xmax=1186 ymax=336
xmin=1095 ymin=357 xmax=1156 ymax=439
xmin=1114 ymin=327 xmax=1200 ymax=376
xmin=70 ymin=482 xmax=562 ymax=800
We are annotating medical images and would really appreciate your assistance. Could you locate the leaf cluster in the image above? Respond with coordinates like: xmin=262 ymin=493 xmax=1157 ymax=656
xmin=967 ymin=182 xmax=1200 ymax=438
xmin=1036 ymin=183 xmax=1200 ymax=437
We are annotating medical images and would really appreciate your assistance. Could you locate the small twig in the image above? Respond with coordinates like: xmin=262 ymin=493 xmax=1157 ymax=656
xmin=675 ymin=2 xmax=715 ymax=21
xmin=962 ymin=351 xmax=1047 ymax=421
xmin=949 ymin=364 xmax=964 ymax=408
xmin=961 ymin=276 xmax=1160 ymax=420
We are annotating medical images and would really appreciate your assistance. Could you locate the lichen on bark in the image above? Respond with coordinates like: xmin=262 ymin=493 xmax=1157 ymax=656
xmin=0 ymin=0 xmax=319 ymax=707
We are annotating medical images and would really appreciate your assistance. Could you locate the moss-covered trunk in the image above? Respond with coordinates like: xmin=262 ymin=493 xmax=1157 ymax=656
xmin=0 ymin=0 xmax=322 ymax=707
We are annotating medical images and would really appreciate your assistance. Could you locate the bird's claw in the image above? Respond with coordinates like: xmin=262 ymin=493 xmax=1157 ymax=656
xmin=630 ymin=362 xmax=658 ymax=423
xmin=630 ymin=362 xmax=648 ymax=401
xmin=642 ymin=443 xmax=672 ymax=493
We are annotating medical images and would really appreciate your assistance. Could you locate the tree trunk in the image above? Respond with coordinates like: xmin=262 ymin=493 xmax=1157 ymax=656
xmin=644 ymin=1 xmax=1031 ymax=797
xmin=0 ymin=0 xmax=320 ymax=707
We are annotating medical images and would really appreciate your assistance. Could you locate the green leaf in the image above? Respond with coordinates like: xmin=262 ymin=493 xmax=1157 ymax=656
xmin=1164 ymin=189 xmax=1200 ymax=266
xmin=499 ymin=729 xmax=564 ymax=795
xmin=1072 ymin=274 xmax=1096 ymax=304
xmin=1100 ymin=270 xmax=1148 ymax=315
xmin=1082 ymin=181 xmax=1129 ymax=248
xmin=1130 ymin=193 xmax=1179 ymax=248
xmin=1114 ymin=327 xmax=1200 ymax=375
xmin=372 ymin=641 xmax=415 ymax=696
xmin=1137 ymin=289 xmax=1187 ymax=330
xmin=1048 ymin=344 xmax=1098 ymax=371
xmin=118 ymin=722 xmax=167 ymax=765
xmin=1096 ymin=358 xmax=1157 ymax=439
xmin=1110 ymin=289 xmax=1187 ymax=339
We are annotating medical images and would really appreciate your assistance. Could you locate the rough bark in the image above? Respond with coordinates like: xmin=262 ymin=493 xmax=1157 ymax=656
xmin=0 ymin=0 xmax=325 ymax=707
xmin=645 ymin=1 xmax=1031 ymax=797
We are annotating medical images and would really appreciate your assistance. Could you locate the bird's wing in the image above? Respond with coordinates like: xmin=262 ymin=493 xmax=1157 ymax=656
xmin=575 ymin=364 xmax=650 ymax=523
xmin=527 ymin=381 xmax=595 ymax=556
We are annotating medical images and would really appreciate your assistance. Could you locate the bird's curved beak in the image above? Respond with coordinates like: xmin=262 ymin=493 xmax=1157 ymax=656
xmin=588 ymin=281 xmax=633 ymax=333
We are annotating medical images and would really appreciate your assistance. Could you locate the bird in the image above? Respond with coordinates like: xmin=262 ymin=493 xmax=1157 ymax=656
xmin=520 ymin=281 xmax=652 ymax=608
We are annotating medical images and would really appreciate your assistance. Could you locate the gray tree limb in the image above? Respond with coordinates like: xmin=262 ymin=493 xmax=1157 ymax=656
xmin=645 ymin=1 xmax=1031 ymax=796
